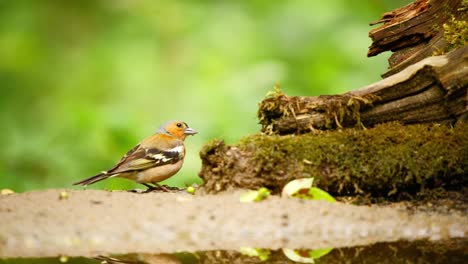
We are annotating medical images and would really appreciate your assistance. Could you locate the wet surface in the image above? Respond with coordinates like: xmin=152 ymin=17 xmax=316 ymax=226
xmin=2 ymin=190 xmax=466 ymax=258
xmin=1 ymin=240 xmax=467 ymax=264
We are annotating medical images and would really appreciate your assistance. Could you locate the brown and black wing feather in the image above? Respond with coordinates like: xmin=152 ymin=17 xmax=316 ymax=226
xmin=73 ymin=143 xmax=182 ymax=186
xmin=73 ymin=144 xmax=142 ymax=186
xmin=72 ymin=172 xmax=110 ymax=186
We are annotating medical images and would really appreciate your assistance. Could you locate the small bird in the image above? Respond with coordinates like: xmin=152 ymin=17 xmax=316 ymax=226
xmin=73 ymin=120 xmax=197 ymax=191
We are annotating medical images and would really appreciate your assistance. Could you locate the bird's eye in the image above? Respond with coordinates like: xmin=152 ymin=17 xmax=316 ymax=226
xmin=176 ymin=123 xmax=182 ymax=128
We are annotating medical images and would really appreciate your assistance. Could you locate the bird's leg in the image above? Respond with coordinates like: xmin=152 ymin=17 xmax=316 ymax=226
xmin=142 ymin=183 xmax=155 ymax=189
xmin=152 ymin=182 xmax=171 ymax=192
xmin=140 ymin=183 xmax=171 ymax=193
xmin=127 ymin=183 xmax=151 ymax=193
xmin=141 ymin=183 xmax=158 ymax=193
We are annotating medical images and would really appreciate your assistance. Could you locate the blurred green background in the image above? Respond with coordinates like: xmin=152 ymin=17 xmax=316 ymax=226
xmin=0 ymin=0 xmax=409 ymax=192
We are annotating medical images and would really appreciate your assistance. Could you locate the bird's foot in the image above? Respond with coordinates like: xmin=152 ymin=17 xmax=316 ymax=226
xmin=156 ymin=184 xmax=171 ymax=192
xmin=141 ymin=183 xmax=183 ymax=193
xmin=140 ymin=183 xmax=169 ymax=193
xmin=159 ymin=184 xmax=184 ymax=192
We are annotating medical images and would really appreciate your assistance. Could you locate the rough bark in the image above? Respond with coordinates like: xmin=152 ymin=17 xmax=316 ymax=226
xmin=368 ymin=0 xmax=467 ymax=77
xmin=258 ymin=46 xmax=467 ymax=135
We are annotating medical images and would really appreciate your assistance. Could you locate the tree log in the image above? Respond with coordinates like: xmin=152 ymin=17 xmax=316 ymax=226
xmin=258 ymin=46 xmax=467 ymax=135
xmin=199 ymin=122 xmax=467 ymax=197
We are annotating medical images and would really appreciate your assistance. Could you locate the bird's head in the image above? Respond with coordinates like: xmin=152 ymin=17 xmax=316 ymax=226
xmin=158 ymin=120 xmax=198 ymax=140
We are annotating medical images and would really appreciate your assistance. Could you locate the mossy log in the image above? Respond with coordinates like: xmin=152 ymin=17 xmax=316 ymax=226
xmin=199 ymin=122 xmax=467 ymax=196
xmin=368 ymin=0 xmax=467 ymax=77
xmin=258 ymin=46 xmax=467 ymax=135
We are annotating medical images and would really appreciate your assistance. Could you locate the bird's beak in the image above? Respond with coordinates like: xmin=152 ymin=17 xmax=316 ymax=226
xmin=184 ymin=127 xmax=198 ymax=135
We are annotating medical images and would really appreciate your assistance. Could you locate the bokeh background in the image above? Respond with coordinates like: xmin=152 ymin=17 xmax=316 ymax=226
xmin=0 ymin=0 xmax=410 ymax=192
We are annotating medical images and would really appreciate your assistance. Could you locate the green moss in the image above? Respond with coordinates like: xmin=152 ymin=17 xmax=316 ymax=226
xmin=459 ymin=0 xmax=468 ymax=11
xmin=443 ymin=15 xmax=467 ymax=52
xmin=442 ymin=0 xmax=468 ymax=52
xmin=199 ymin=138 xmax=225 ymax=158
xmin=200 ymin=122 xmax=468 ymax=198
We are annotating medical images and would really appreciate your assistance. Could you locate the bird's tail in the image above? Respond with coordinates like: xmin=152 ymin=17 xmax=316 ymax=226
xmin=73 ymin=172 xmax=112 ymax=186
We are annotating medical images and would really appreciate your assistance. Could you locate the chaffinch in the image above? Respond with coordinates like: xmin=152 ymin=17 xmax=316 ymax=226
xmin=73 ymin=120 xmax=197 ymax=191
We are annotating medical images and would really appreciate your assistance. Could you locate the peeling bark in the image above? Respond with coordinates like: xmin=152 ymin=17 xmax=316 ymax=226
xmin=258 ymin=46 xmax=467 ymax=134
xmin=368 ymin=0 xmax=467 ymax=77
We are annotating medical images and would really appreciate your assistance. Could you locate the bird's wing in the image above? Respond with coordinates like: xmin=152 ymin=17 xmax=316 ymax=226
xmin=106 ymin=144 xmax=184 ymax=175
xmin=105 ymin=143 xmax=142 ymax=172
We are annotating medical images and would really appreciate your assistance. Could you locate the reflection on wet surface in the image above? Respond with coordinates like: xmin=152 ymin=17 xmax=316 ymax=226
xmin=1 ymin=240 xmax=466 ymax=263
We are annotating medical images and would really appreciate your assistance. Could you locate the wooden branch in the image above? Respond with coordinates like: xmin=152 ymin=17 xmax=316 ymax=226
xmin=368 ymin=0 xmax=466 ymax=77
xmin=0 ymin=190 xmax=466 ymax=258
xmin=258 ymin=46 xmax=467 ymax=134
xmin=368 ymin=0 xmax=434 ymax=57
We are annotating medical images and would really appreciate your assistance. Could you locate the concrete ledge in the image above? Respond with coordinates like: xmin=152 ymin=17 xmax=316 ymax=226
xmin=1 ymin=189 xmax=466 ymax=258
